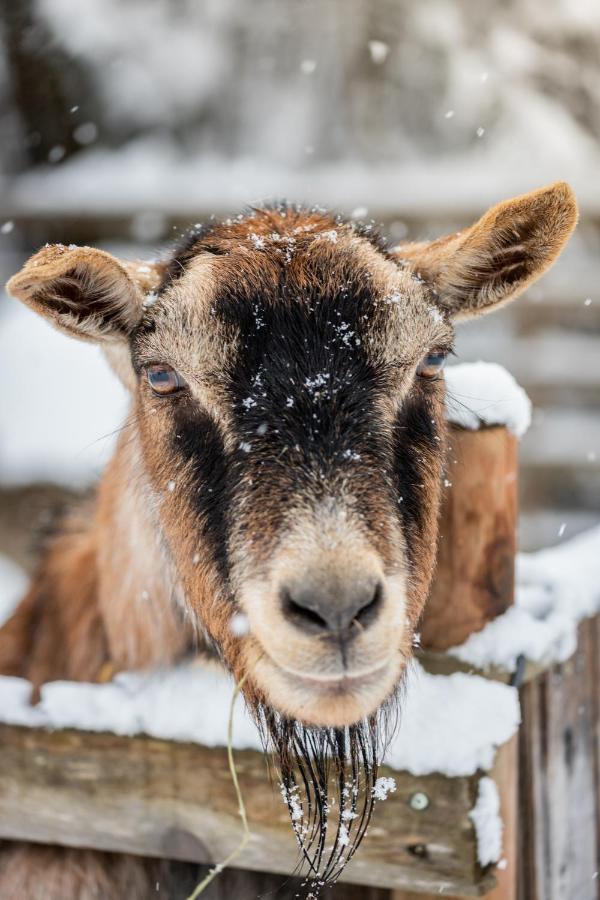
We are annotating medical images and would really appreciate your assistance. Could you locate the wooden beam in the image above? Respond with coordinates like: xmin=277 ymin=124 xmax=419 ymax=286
xmin=421 ymin=426 xmax=518 ymax=651
xmin=0 ymin=723 xmax=495 ymax=896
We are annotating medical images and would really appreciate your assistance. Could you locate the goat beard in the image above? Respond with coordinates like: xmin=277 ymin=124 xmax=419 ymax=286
xmin=251 ymin=688 xmax=402 ymax=893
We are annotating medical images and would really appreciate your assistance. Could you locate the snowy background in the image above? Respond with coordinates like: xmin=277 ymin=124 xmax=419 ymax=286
xmin=0 ymin=0 xmax=599 ymax=568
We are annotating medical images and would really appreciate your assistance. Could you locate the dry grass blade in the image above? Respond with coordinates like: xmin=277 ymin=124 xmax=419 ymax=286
xmin=186 ymin=672 xmax=250 ymax=899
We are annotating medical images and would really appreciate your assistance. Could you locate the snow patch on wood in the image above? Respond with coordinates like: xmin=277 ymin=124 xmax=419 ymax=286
xmin=445 ymin=362 xmax=531 ymax=438
xmin=469 ymin=776 xmax=503 ymax=866
xmin=449 ymin=524 xmax=600 ymax=671
xmin=0 ymin=659 xmax=520 ymax=778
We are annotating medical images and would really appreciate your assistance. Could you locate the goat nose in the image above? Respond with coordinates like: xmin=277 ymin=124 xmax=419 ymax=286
xmin=281 ymin=578 xmax=383 ymax=636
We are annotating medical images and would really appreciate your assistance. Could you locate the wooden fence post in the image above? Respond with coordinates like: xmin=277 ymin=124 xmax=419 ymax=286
xmin=420 ymin=426 xmax=518 ymax=651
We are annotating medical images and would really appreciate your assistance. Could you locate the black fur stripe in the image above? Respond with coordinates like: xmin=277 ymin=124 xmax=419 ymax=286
xmin=172 ymin=406 xmax=231 ymax=580
xmin=392 ymin=393 xmax=438 ymax=562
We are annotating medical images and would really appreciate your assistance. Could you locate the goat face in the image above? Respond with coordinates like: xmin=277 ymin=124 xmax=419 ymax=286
xmin=8 ymin=185 xmax=577 ymax=731
xmin=130 ymin=210 xmax=450 ymax=728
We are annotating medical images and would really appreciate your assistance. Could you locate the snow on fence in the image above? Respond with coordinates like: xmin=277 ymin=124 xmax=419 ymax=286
xmin=0 ymin=364 xmax=599 ymax=899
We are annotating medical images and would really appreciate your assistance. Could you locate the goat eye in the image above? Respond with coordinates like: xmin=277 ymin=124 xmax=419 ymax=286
xmin=416 ymin=352 xmax=447 ymax=379
xmin=146 ymin=364 xmax=186 ymax=396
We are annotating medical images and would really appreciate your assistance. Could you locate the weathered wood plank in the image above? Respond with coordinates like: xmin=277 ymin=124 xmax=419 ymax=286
xmin=0 ymin=724 xmax=495 ymax=896
xmin=421 ymin=427 xmax=518 ymax=651
xmin=389 ymin=892 xmax=470 ymax=900
xmin=416 ymin=649 xmax=547 ymax=686
xmin=486 ymin=736 xmax=518 ymax=900
xmin=518 ymin=618 xmax=600 ymax=900
xmin=387 ymin=737 xmax=519 ymax=900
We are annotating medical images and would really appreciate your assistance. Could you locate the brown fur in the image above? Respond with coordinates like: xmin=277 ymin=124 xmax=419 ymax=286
xmin=0 ymin=184 xmax=577 ymax=896
xmin=0 ymin=843 xmax=204 ymax=899
xmin=394 ymin=182 xmax=578 ymax=318
xmin=0 ymin=511 xmax=106 ymax=691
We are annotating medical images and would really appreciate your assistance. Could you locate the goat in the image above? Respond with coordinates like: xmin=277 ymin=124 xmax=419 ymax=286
xmin=0 ymin=183 xmax=577 ymax=897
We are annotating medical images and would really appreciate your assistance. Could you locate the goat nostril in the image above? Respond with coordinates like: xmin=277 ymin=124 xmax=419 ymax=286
xmin=353 ymin=581 xmax=384 ymax=631
xmin=281 ymin=591 xmax=331 ymax=634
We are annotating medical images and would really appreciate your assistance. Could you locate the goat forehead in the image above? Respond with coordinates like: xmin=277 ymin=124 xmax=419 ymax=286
xmin=136 ymin=239 xmax=448 ymax=376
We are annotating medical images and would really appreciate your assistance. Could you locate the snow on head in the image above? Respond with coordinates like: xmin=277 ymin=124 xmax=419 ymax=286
xmin=445 ymin=362 xmax=531 ymax=438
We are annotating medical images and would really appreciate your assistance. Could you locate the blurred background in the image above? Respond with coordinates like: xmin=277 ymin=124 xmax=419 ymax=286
xmin=0 ymin=0 xmax=599 ymax=574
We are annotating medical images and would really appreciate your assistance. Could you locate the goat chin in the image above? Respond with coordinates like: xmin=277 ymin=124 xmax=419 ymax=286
xmin=246 ymin=648 xmax=403 ymax=728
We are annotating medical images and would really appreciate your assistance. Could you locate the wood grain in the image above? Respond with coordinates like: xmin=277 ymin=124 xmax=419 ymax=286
xmin=420 ymin=426 xmax=518 ymax=651
xmin=518 ymin=618 xmax=600 ymax=900
xmin=0 ymin=723 xmax=495 ymax=896
xmin=486 ymin=736 xmax=518 ymax=900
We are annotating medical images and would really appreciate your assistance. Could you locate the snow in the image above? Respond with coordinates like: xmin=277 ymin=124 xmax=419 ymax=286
xmin=8 ymin=145 xmax=600 ymax=221
xmin=21 ymin=0 xmax=600 ymax=187
xmin=469 ymin=777 xmax=503 ymax=866
xmin=229 ymin=612 xmax=250 ymax=636
xmin=0 ymin=659 xmax=519 ymax=779
xmin=0 ymin=555 xmax=28 ymax=627
xmin=73 ymin=122 xmax=99 ymax=147
xmin=449 ymin=524 xmax=600 ymax=672
xmin=368 ymin=41 xmax=390 ymax=65
xmin=35 ymin=0 xmax=229 ymax=131
xmin=445 ymin=362 xmax=531 ymax=438
xmin=372 ymin=776 xmax=397 ymax=800
xmin=0 ymin=299 xmax=128 ymax=487
xmin=386 ymin=664 xmax=520 ymax=776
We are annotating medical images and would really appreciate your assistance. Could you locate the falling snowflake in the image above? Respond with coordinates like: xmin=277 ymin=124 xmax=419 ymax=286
xmin=229 ymin=612 xmax=250 ymax=636
xmin=368 ymin=40 xmax=390 ymax=64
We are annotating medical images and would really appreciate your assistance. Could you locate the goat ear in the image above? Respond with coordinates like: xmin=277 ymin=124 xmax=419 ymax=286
xmin=393 ymin=182 xmax=578 ymax=320
xmin=6 ymin=244 xmax=163 ymax=342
